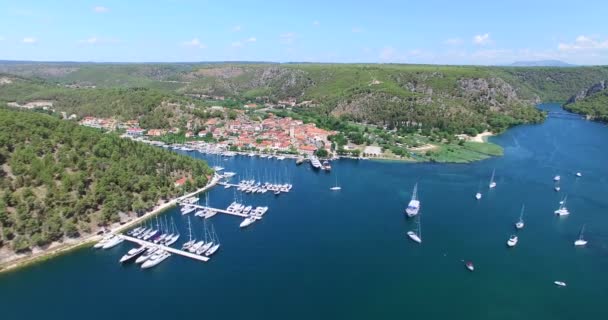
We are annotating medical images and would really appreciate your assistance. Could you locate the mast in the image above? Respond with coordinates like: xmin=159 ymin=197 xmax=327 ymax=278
xmin=519 ymin=204 xmax=525 ymax=221
xmin=187 ymin=216 xmax=192 ymax=242
xmin=418 ymin=210 xmax=422 ymax=240
xmin=579 ymin=224 xmax=586 ymax=240
xmin=412 ymin=183 xmax=418 ymax=201
xmin=490 ymin=169 xmax=495 ymax=184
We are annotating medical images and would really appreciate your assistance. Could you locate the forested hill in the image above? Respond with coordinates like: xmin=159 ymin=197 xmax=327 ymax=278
xmin=2 ymin=63 xmax=608 ymax=134
xmin=563 ymin=80 xmax=608 ymax=121
xmin=0 ymin=108 xmax=212 ymax=255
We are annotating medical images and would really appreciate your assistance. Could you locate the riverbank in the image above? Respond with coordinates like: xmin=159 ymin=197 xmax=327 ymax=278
xmin=0 ymin=176 xmax=220 ymax=274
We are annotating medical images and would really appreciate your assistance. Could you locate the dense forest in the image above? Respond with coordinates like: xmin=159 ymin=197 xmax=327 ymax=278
xmin=564 ymin=89 xmax=608 ymax=122
xmin=0 ymin=108 xmax=212 ymax=254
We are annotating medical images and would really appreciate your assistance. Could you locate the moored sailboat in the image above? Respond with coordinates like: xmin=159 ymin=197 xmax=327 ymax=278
xmin=406 ymin=210 xmax=422 ymax=244
xmin=489 ymin=169 xmax=497 ymax=189
xmin=554 ymin=195 xmax=570 ymax=216
xmin=405 ymin=183 xmax=420 ymax=217
xmin=574 ymin=224 xmax=588 ymax=246
xmin=515 ymin=204 xmax=525 ymax=229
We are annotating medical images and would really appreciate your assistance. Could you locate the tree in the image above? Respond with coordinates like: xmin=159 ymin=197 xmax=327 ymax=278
xmin=314 ymin=148 xmax=329 ymax=157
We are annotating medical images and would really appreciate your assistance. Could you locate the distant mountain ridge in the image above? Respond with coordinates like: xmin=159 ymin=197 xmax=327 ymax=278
xmin=509 ymin=60 xmax=575 ymax=67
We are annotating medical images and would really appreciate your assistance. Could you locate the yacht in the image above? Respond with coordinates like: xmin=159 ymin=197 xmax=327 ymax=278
xmin=310 ymin=156 xmax=322 ymax=169
xmin=141 ymin=250 xmax=171 ymax=269
xmin=119 ymin=246 xmax=147 ymax=263
xmin=507 ymin=235 xmax=518 ymax=247
xmin=276 ymin=156 xmax=286 ymax=160
xmin=223 ymin=171 xmax=237 ymax=178
xmin=135 ymin=246 xmax=158 ymax=264
xmin=554 ymin=281 xmax=567 ymax=287
xmin=322 ymin=160 xmax=331 ymax=171
xmin=164 ymin=233 xmax=180 ymax=247
xmin=94 ymin=234 xmax=115 ymax=249
xmin=515 ymin=205 xmax=525 ymax=229
xmin=205 ymin=225 xmax=221 ymax=256
xmin=554 ymin=196 xmax=570 ymax=216
xmin=574 ymin=224 xmax=588 ymax=246
xmin=405 ymin=183 xmax=420 ymax=217
xmin=239 ymin=216 xmax=256 ymax=228
xmin=575 ymin=172 xmax=582 ymax=177
xmin=489 ymin=169 xmax=497 ymax=189
xmin=102 ymin=235 xmax=124 ymax=249
xmin=465 ymin=261 xmax=474 ymax=272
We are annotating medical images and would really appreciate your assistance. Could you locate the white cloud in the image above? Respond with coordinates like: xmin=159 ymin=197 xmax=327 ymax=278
xmin=379 ymin=46 xmax=397 ymax=61
xmin=558 ymin=35 xmax=608 ymax=51
xmin=93 ymin=6 xmax=109 ymax=13
xmin=280 ymin=32 xmax=296 ymax=45
xmin=246 ymin=37 xmax=257 ymax=43
xmin=232 ymin=25 xmax=242 ymax=32
xmin=352 ymin=27 xmax=364 ymax=33
xmin=473 ymin=33 xmax=491 ymax=45
xmin=83 ymin=37 xmax=98 ymax=44
xmin=22 ymin=37 xmax=37 ymax=44
xmin=444 ymin=38 xmax=463 ymax=45
xmin=231 ymin=41 xmax=243 ymax=48
xmin=312 ymin=20 xmax=320 ymax=26
xmin=181 ymin=38 xmax=206 ymax=49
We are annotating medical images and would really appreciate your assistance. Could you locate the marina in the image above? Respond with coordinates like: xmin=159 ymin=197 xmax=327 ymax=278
xmin=119 ymin=234 xmax=210 ymax=262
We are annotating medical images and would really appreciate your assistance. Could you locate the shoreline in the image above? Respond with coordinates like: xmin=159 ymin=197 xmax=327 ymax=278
xmin=0 ymin=176 xmax=220 ymax=275
xmin=468 ymin=131 xmax=494 ymax=143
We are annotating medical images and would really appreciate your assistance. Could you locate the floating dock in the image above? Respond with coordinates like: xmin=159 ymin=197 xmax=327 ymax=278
xmin=119 ymin=234 xmax=209 ymax=262
xmin=178 ymin=202 xmax=257 ymax=219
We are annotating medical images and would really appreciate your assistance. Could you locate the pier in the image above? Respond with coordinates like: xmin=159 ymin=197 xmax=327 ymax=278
xmin=119 ymin=234 xmax=210 ymax=262
xmin=178 ymin=202 xmax=261 ymax=219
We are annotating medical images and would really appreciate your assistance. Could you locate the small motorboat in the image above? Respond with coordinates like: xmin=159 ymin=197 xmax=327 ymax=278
xmin=507 ymin=235 xmax=518 ymax=247
xmin=330 ymin=186 xmax=342 ymax=191
xmin=475 ymin=192 xmax=482 ymax=200
xmin=554 ymin=281 xmax=567 ymax=287
xmin=553 ymin=175 xmax=561 ymax=182
xmin=465 ymin=261 xmax=474 ymax=272
xmin=575 ymin=172 xmax=582 ymax=177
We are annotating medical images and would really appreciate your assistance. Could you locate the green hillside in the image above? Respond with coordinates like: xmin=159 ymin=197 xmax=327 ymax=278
xmin=0 ymin=107 xmax=212 ymax=254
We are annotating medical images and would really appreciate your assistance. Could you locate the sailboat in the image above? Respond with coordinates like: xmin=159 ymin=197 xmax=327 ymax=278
xmin=553 ymin=175 xmax=561 ymax=182
xmin=515 ymin=204 xmax=525 ymax=229
xmin=554 ymin=195 xmax=570 ymax=216
xmin=405 ymin=183 xmax=420 ymax=217
xmin=181 ymin=216 xmax=196 ymax=250
xmin=406 ymin=210 xmax=422 ymax=243
xmin=554 ymin=179 xmax=561 ymax=192
xmin=574 ymin=224 xmax=588 ymax=246
xmin=205 ymin=224 xmax=221 ymax=256
xmin=330 ymin=175 xmax=341 ymax=191
xmin=489 ymin=169 xmax=497 ymax=189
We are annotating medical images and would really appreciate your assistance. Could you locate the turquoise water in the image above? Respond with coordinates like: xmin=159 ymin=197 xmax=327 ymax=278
xmin=1 ymin=103 xmax=607 ymax=319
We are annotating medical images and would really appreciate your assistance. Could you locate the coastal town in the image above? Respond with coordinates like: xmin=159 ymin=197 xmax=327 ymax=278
xmin=79 ymin=110 xmax=340 ymax=157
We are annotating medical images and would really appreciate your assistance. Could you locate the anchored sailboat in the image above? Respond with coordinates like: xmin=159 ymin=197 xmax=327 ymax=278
xmin=515 ymin=204 xmax=525 ymax=229
xmin=554 ymin=195 xmax=570 ymax=216
xmin=406 ymin=210 xmax=422 ymax=244
xmin=330 ymin=175 xmax=341 ymax=191
xmin=405 ymin=183 xmax=420 ymax=217
xmin=574 ymin=224 xmax=588 ymax=246
xmin=489 ymin=169 xmax=497 ymax=189
xmin=475 ymin=181 xmax=482 ymax=200
xmin=181 ymin=216 xmax=196 ymax=250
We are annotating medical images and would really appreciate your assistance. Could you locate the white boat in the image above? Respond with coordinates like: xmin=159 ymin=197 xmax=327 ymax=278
xmin=204 ymin=210 xmax=217 ymax=219
xmin=310 ymin=156 xmax=322 ymax=169
xmin=141 ymin=250 xmax=171 ymax=269
xmin=94 ymin=234 xmax=115 ymax=248
xmin=405 ymin=183 xmax=420 ymax=217
xmin=554 ymin=175 xmax=561 ymax=181
xmin=554 ymin=179 xmax=560 ymax=192
xmin=465 ymin=261 xmax=474 ymax=272
xmin=554 ymin=196 xmax=570 ymax=216
xmin=489 ymin=169 xmax=497 ymax=189
xmin=276 ymin=156 xmax=286 ymax=160
xmin=181 ymin=217 xmax=196 ymax=250
xmin=212 ymin=166 xmax=224 ymax=172
xmin=515 ymin=204 xmax=525 ymax=229
xmin=407 ymin=210 xmax=422 ymax=244
xmin=554 ymin=281 xmax=567 ymax=287
xmin=223 ymin=171 xmax=237 ymax=177
xmin=205 ymin=225 xmax=221 ymax=256
xmin=574 ymin=224 xmax=588 ymax=246
xmin=475 ymin=192 xmax=482 ymax=200
xmin=507 ymin=235 xmax=518 ymax=247
xmin=102 ymin=235 xmax=124 ymax=249
xmin=135 ymin=247 xmax=158 ymax=264
xmin=189 ymin=240 xmax=205 ymax=253
xmin=239 ymin=216 xmax=256 ymax=228
xmin=119 ymin=246 xmax=147 ymax=263
xmin=330 ymin=176 xmax=341 ymax=191
xmin=164 ymin=233 xmax=180 ymax=246
xmin=575 ymin=172 xmax=582 ymax=177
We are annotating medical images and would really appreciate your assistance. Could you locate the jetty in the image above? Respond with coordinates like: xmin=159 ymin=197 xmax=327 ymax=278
xmin=119 ymin=234 xmax=209 ymax=262
xmin=178 ymin=202 xmax=260 ymax=219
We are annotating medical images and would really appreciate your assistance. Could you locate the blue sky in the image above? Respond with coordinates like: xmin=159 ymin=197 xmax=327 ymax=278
xmin=1 ymin=0 xmax=607 ymax=65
